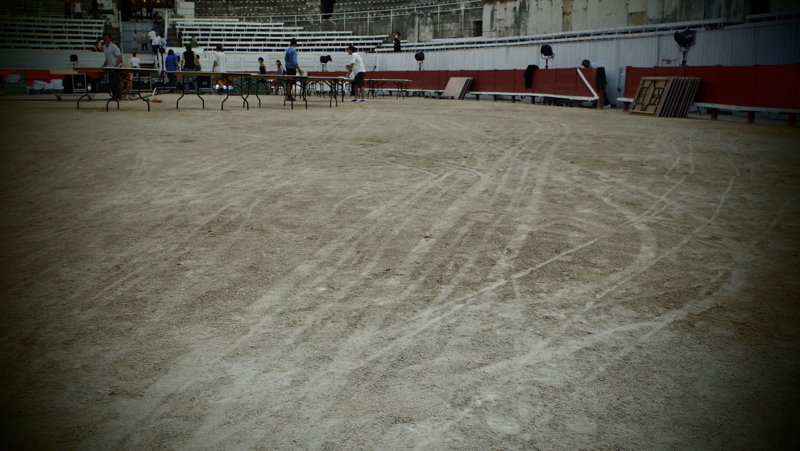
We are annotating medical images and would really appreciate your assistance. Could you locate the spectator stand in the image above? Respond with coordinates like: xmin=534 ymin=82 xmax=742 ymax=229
xmin=0 ymin=16 xmax=104 ymax=51
xmin=170 ymin=18 xmax=387 ymax=53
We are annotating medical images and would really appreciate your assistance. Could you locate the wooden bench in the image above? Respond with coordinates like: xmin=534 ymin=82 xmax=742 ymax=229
xmin=470 ymin=91 xmax=533 ymax=103
xmin=471 ymin=91 xmax=598 ymax=106
xmin=694 ymin=102 xmax=799 ymax=126
xmin=619 ymin=97 xmax=799 ymax=125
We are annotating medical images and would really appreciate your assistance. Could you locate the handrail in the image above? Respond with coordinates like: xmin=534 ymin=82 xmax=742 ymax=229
xmin=373 ymin=18 xmax=730 ymax=52
xmin=1 ymin=16 xmax=104 ymax=24
xmin=196 ymin=0 xmax=485 ymax=28
xmin=745 ymin=9 xmax=800 ymax=21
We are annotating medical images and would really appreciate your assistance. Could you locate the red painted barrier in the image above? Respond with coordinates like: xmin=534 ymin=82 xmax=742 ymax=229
xmin=364 ymin=68 xmax=600 ymax=98
xmin=1 ymin=68 xmax=603 ymax=100
xmin=624 ymin=64 xmax=800 ymax=110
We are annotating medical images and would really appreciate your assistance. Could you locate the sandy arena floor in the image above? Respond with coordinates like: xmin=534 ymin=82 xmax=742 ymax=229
xmin=1 ymin=94 xmax=799 ymax=449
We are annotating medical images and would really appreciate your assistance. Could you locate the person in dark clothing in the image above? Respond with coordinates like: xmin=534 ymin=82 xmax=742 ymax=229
xmin=180 ymin=44 xmax=198 ymax=93
xmin=274 ymin=60 xmax=285 ymax=95
xmin=523 ymin=64 xmax=538 ymax=89
xmin=257 ymin=57 xmax=269 ymax=93
xmin=581 ymin=59 xmax=611 ymax=107
xmin=165 ymin=49 xmax=179 ymax=92
xmin=91 ymin=0 xmax=99 ymax=19
xmin=64 ymin=0 xmax=72 ymax=18
xmin=393 ymin=32 xmax=402 ymax=52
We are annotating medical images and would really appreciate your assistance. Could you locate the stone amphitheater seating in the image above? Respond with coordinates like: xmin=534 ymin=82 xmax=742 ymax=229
xmin=332 ymin=0 xmax=441 ymax=13
xmin=0 ymin=17 xmax=105 ymax=51
xmin=172 ymin=19 xmax=389 ymax=53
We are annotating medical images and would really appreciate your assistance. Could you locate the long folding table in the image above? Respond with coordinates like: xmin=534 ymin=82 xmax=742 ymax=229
xmin=364 ymin=78 xmax=413 ymax=99
xmin=173 ymin=70 xmax=244 ymax=110
xmin=74 ymin=67 xmax=157 ymax=111
xmin=237 ymin=74 xmax=351 ymax=110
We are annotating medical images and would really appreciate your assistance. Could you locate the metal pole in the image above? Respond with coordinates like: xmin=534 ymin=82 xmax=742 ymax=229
xmin=367 ymin=11 xmax=370 ymax=35
xmin=165 ymin=10 xmax=169 ymax=46
xmin=119 ymin=10 xmax=123 ymax=51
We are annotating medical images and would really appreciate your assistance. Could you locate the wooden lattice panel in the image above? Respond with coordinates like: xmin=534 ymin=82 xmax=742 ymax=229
xmin=631 ymin=76 xmax=701 ymax=118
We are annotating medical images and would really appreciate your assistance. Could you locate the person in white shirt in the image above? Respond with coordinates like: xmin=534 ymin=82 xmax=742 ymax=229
xmin=151 ymin=33 xmax=161 ymax=55
xmin=148 ymin=29 xmax=156 ymax=53
xmin=129 ymin=50 xmax=141 ymax=68
xmin=212 ymin=45 xmax=227 ymax=94
xmin=346 ymin=45 xmax=366 ymax=103
xmin=102 ymin=32 xmax=121 ymax=67
xmin=72 ymin=0 xmax=83 ymax=19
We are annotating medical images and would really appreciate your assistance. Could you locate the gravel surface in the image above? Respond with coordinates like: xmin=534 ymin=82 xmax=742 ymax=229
xmin=1 ymin=95 xmax=799 ymax=449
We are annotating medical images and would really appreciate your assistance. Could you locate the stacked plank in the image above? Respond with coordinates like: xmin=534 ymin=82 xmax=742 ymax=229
xmin=630 ymin=77 xmax=700 ymax=118
xmin=440 ymin=77 xmax=472 ymax=100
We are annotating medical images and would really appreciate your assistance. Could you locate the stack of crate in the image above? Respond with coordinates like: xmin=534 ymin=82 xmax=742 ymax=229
xmin=2 ymin=73 xmax=28 ymax=95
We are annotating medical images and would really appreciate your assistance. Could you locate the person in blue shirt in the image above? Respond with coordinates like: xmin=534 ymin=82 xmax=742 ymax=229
xmin=284 ymin=38 xmax=300 ymax=75
xmin=165 ymin=49 xmax=180 ymax=92
xmin=284 ymin=38 xmax=301 ymax=101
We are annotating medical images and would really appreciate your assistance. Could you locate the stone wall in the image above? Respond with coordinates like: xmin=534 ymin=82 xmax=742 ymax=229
xmin=312 ymin=9 xmax=482 ymax=42
xmin=192 ymin=0 xmax=486 ymax=42
xmin=195 ymin=1 xmax=320 ymax=18
xmin=480 ymin=0 xmax=751 ymax=38
xmin=186 ymin=0 xmax=782 ymax=43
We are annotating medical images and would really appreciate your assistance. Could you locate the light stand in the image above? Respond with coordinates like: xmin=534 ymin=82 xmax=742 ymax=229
xmin=415 ymin=52 xmax=425 ymax=71
xmin=540 ymin=45 xmax=554 ymax=69
xmin=319 ymin=55 xmax=332 ymax=72
xmin=673 ymin=30 xmax=696 ymax=67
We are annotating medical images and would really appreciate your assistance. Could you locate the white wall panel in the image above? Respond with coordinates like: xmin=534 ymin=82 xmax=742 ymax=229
xmin=376 ymin=21 xmax=800 ymax=103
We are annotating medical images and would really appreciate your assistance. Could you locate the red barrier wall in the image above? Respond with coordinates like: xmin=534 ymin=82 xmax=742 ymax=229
xmin=624 ymin=64 xmax=800 ymax=110
xmin=2 ymin=68 xmax=602 ymax=98
xmin=349 ymin=68 xmax=600 ymax=98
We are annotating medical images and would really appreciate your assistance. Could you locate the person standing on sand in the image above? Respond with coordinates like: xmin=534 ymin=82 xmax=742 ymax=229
xmin=284 ymin=38 xmax=300 ymax=101
xmin=102 ymin=32 xmax=121 ymax=67
xmin=212 ymin=45 xmax=227 ymax=94
xmin=346 ymin=45 xmax=366 ymax=103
